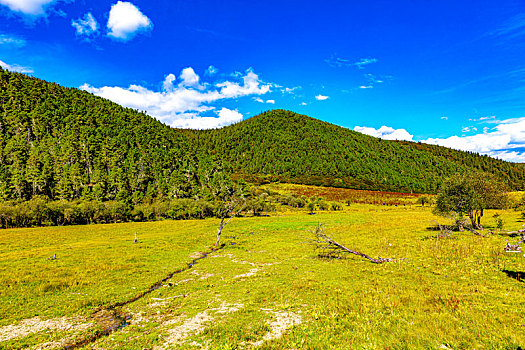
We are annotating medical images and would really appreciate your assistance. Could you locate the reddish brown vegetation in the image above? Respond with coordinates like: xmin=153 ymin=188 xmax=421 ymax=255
xmin=282 ymin=184 xmax=422 ymax=205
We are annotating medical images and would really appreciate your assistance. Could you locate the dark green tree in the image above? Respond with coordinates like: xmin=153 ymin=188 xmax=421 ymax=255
xmin=434 ymin=174 xmax=508 ymax=229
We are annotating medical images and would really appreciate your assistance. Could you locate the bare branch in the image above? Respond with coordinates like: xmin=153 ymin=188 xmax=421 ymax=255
xmin=431 ymin=220 xmax=453 ymax=239
xmin=306 ymin=224 xmax=403 ymax=264
xmin=215 ymin=197 xmax=246 ymax=246
xmin=463 ymin=225 xmax=489 ymax=238
xmin=504 ymin=234 xmax=524 ymax=253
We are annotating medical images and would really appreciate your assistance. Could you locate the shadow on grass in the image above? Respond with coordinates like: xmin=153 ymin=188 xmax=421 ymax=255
xmin=502 ymin=269 xmax=525 ymax=283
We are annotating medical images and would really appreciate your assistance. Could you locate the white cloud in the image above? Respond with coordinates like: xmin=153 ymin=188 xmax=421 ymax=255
xmin=179 ymin=67 xmax=202 ymax=88
xmin=423 ymin=117 xmax=525 ymax=162
xmin=174 ymin=108 xmax=243 ymax=129
xmin=281 ymin=86 xmax=300 ymax=94
xmin=72 ymin=13 xmax=98 ymax=37
xmin=162 ymin=73 xmax=176 ymax=91
xmin=0 ymin=34 xmax=26 ymax=47
xmin=359 ymin=85 xmax=373 ymax=89
xmin=205 ymin=65 xmax=218 ymax=76
xmin=469 ymin=115 xmax=496 ymax=122
xmin=0 ymin=59 xmax=33 ymax=73
xmin=107 ymin=1 xmax=152 ymax=41
xmin=354 ymin=125 xmax=414 ymax=141
xmin=0 ymin=0 xmax=56 ymax=15
xmin=253 ymin=97 xmax=275 ymax=104
xmin=301 ymin=102 xmax=307 ymax=106
xmin=441 ymin=116 xmax=448 ymax=120
xmin=325 ymin=54 xmax=378 ymax=69
xmin=216 ymin=68 xmax=270 ymax=98
xmin=315 ymin=94 xmax=329 ymax=101
xmin=81 ymin=67 xmax=272 ymax=129
xmin=354 ymin=58 xmax=378 ymax=69
xmin=351 ymin=117 xmax=525 ymax=163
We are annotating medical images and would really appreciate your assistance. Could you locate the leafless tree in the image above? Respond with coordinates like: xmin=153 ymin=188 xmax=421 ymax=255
xmin=306 ymin=224 xmax=403 ymax=264
xmin=215 ymin=197 xmax=246 ymax=246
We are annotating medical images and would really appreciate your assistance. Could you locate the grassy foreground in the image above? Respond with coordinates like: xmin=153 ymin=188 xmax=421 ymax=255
xmin=1 ymin=204 xmax=524 ymax=349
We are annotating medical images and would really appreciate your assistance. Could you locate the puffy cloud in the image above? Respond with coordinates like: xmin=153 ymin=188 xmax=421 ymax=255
xmin=81 ymin=67 xmax=272 ymax=129
xmin=216 ymin=68 xmax=270 ymax=98
xmin=0 ymin=59 xmax=33 ymax=73
xmin=352 ymin=117 xmax=525 ymax=162
xmin=354 ymin=125 xmax=414 ymax=141
xmin=107 ymin=1 xmax=152 ymax=41
xmin=179 ymin=67 xmax=202 ymax=88
xmin=406 ymin=117 xmax=525 ymax=162
xmin=423 ymin=117 xmax=525 ymax=162
xmin=0 ymin=0 xmax=56 ymax=15
xmin=266 ymin=99 xmax=275 ymax=104
xmin=424 ymin=133 xmax=511 ymax=154
xmin=441 ymin=116 xmax=448 ymax=120
xmin=72 ymin=13 xmax=98 ymax=37
xmin=162 ymin=73 xmax=176 ymax=91
xmin=315 ymin=94 xmax=329 ymax=101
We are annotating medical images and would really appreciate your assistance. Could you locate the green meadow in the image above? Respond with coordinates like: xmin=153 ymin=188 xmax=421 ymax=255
xmin=1 ymin=204 xmax=524 ymax=349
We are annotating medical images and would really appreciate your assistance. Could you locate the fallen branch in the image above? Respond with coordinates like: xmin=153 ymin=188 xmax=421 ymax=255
xmin=307 ymin=224 xmax=403 ymax=264
xmin=463 ymin=225 xmax=489 ymax=238
xmin=431 ymin=220 xmax=453 ymax=239
xmin=505 ymin=234 xmax=525 ymax=253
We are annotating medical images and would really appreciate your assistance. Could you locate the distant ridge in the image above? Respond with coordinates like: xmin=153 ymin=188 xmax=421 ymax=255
xmin=183 ymin=110 xmax=525 ymax=193
xmin=1 ymin=67 xmax=524 ymax=202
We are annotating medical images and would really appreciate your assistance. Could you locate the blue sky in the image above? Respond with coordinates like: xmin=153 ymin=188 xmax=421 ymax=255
xmin=1 ymin=1 xmax=525 ymax=161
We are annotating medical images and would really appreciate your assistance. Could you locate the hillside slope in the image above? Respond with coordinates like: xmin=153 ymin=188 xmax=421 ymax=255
xmin=0 ymin=68 xmax=191 ymax=201
xmin=1 ymin=68 xmax=524 ymax=200
xmin=184 ymin=110 xmax=525 ymax=193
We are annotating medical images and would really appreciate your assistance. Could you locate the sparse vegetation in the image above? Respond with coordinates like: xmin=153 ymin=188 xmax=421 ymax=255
xmin=1 ymin=203 xmax=524 ymax=348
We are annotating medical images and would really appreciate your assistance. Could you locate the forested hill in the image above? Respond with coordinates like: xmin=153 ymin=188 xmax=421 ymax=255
xmin=183 ymin=110 xmax=525 ymax=193
xmin=0 ymin=68 xmax=193 ymax=202
xmin=1 ymin=67 xmax=525 ymax=202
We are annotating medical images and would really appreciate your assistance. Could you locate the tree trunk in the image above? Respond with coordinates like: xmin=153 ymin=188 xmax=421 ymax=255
xmin=469 ymin=214 xmax=476 ymax=229
xmin=215 ymin=217 xmax=225 ymax=246
xmin=477 ymin=209 xmax=483 ymax=228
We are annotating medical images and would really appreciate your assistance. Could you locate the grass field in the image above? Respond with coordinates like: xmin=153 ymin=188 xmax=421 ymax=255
xmin=1 ymin=202 xmax=524 ymax=349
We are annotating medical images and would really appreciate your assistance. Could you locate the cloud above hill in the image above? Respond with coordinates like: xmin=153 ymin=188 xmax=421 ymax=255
xmin=355 ymin=117 xmax=525 ymax=163
xmin=107 ymin=1 xmax=152 ymax=41
xmin=423 ymin=117 xmax=525 ymax=162
xmin=81 ymin=67 xmax=272 ymax=129
xmin=354 ymin=125 xmax=414 ymax=141
xmin=0 ymin=59 xmax=33 ymax=73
